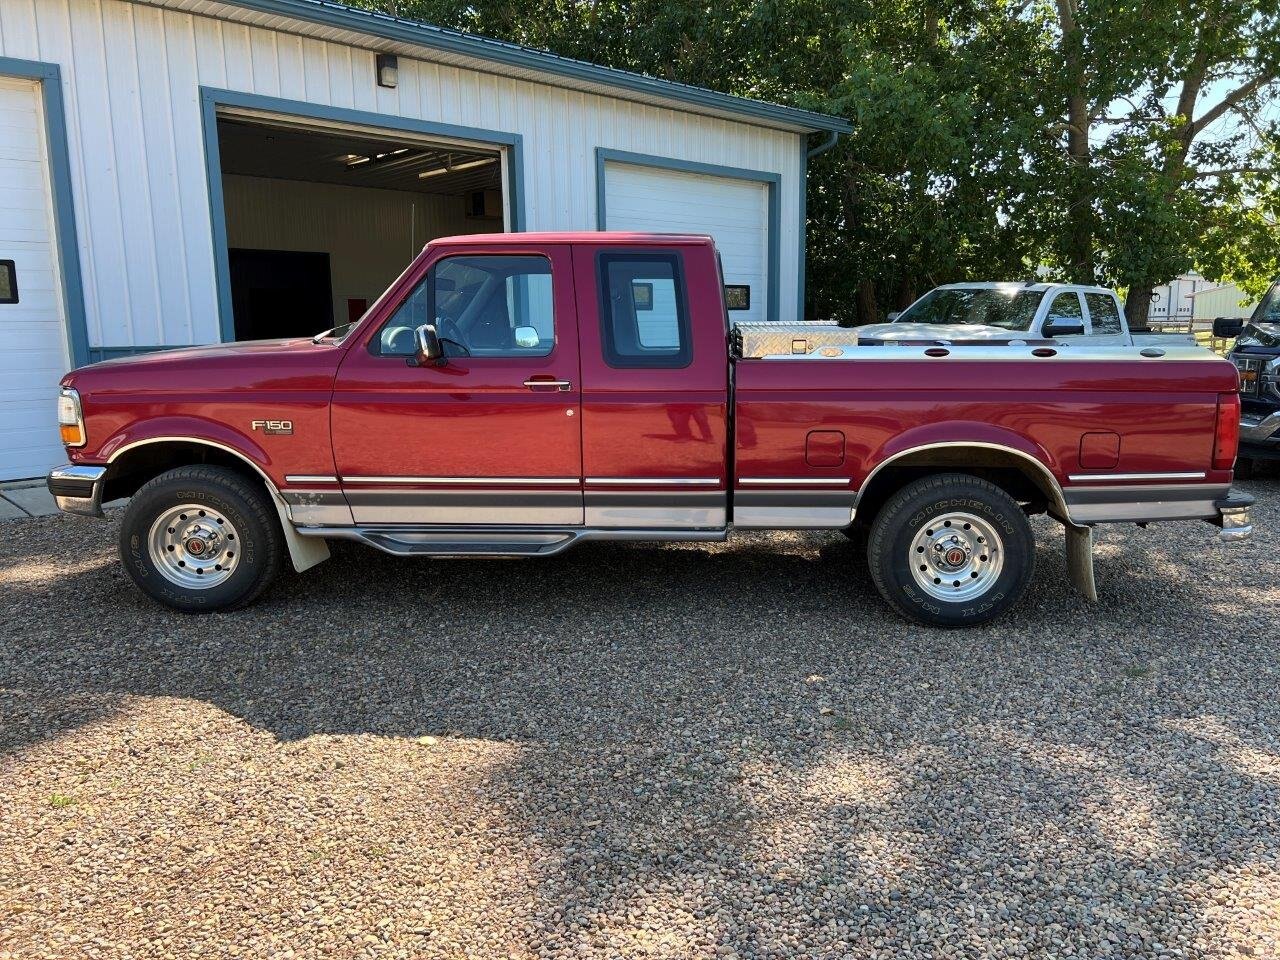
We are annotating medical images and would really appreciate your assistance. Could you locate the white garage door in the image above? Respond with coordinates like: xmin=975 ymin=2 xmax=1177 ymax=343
xmin=0 ymin=77 xmax=70 ymax=481
xmin=602 ymin=161 xmax=769 ymax=323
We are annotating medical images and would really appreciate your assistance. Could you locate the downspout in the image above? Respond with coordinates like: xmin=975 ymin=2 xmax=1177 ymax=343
xmin=806 ymin=130 xmax=840 ymax=160
xmin=797 ymin=130 xmax=842 ymax=322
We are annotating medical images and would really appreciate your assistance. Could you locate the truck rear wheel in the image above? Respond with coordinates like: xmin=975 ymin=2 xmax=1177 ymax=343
xmin=867 ymin=473 xmax=1034 ymax=627
xmin=119 ymin=465 xmax=283 ymax=613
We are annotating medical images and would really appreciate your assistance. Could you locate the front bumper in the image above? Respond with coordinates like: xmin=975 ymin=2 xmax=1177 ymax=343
xmin=1212 ymin=491 xmax=1254 ymax=543
xmin=1240 ymin=410 xmax=1280 ymax=461
xmin=47 ymin=463 xmax=107 ymax=518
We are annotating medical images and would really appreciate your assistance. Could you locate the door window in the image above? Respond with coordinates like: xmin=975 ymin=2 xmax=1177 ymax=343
xmin=374 ymin=254 xmax=554 ymax=357
xmin=1045 ymin=292 xmax=1086 ymax=334
xmin=1084 ymin=293 xmax=1123 ymax=335
xmin=597 ymin=252 xmax=692 ymax=368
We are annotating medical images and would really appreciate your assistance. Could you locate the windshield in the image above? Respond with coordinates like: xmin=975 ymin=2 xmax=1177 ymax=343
xmin=1254 ymin=281 xmax=1280 ymax=324
xmin=897 ymin=288 xmax=1044 ymax=331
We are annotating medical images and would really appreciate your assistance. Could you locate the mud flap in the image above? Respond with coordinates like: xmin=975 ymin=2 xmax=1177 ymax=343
xmin=270 ymin=488 xmax=330 ymax=573
xmin=1064 ymin=522 xmax=1097 ymax=602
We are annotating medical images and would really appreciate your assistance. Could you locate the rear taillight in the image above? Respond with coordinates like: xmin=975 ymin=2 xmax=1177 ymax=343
xmin=1213 ymin=392 xmax=1240 ymax=471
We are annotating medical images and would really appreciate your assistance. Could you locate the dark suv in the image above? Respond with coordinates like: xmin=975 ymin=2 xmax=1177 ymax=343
xmin=1218 ymin=280 xmax=1280 ymax=476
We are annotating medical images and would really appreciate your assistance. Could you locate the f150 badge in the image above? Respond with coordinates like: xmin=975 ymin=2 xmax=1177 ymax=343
xmin=251 ymin=419 xmax=293 ymax=436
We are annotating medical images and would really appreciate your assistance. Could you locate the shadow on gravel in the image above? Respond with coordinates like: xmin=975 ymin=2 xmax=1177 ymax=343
xmin=2 ymin=491 xmax=1278 ymax=955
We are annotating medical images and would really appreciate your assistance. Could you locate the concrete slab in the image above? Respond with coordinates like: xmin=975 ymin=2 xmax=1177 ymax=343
xmin=2 ymin=484 xmax=58 ymax=517
xmin=0 ymin=495 xmax=29 ymax=521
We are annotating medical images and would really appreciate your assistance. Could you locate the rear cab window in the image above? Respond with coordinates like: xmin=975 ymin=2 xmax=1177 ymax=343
xmin=597 ymin=252 xmax=692 ymax=368
xmin=1084 ymin=293 xmax=1124 ymax=335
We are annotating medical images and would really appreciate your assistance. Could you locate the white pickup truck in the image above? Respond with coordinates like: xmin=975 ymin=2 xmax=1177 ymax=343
xmin=860 ymin=282 xmax=1190 ymax=346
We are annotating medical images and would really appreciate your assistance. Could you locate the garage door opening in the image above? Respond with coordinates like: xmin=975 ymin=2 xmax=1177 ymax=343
xmin=214 ymin=114 xmax=505 ymax=340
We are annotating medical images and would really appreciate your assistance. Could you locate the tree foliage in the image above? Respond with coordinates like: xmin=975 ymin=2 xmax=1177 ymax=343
xmin=357 ymin=0 xmax=1280 ymax=323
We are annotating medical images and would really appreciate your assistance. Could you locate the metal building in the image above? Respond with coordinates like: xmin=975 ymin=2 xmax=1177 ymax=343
xmin=0 ymin=0 xmax=848 ymax=479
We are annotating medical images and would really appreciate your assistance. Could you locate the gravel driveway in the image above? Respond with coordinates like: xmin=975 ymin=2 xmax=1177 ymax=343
xmin=2 ymin=479 xmax=1278 ymax=959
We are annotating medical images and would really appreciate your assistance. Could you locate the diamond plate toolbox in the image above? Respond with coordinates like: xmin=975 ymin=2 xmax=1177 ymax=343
xmin=732 ymin=322 xmax=860 ymax=359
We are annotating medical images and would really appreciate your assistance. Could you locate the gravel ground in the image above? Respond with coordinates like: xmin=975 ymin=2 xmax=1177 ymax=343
xmin=1 ymin=478 xmax=1278 ymax=960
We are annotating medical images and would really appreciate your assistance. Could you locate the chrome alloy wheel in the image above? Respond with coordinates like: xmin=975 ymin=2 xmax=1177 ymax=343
xmin=908 ymin=511 xmax=1004 ymax=602
xmin=147 ymin=503 xmax=240 ymax=589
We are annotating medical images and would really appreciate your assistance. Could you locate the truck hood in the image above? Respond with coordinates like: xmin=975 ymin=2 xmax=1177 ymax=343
xmin=82 ymin=337 xmax=321 ymax=370
xmin=857 ymin=322 xmax=1028 ymax=342
xmin=1235 ymin=321 xmax=1280 ymax=350
xmin=62 ymin=336 xmax=345 ymax=393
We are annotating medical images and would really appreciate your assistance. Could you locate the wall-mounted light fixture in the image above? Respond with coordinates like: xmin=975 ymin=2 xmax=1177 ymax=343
xmin=376 ymin=53 xmax=398 ymax=89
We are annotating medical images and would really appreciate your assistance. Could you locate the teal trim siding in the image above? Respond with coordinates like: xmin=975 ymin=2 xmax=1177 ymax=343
xmin=197 ymin=87 xmax=526 ymax=343
xmin=594 ymin=147 xmax=782 ymax=323
xmin=210 ymin=0 xmax=850 ymax=135
xmin=0 ymin=57 xmax=89 ymax=368
xmin=797 ymin=140 xmax=808 ymax=322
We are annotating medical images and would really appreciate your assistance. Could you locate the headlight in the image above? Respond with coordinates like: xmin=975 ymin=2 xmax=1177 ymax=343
xmin=57 ymin=387 xmax=85 ymax=447
xmin=1267 ymin=358 xmax=1280 ymax=400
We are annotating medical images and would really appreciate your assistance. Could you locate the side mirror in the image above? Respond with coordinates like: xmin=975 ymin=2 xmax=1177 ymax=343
xmin=513 ymin=325 xmax=540 ymax=349
xmin=1043 ymin=317 xmax=1085 ymax=338
xmin=886 ymin=311 xmax=901 ymax=322
xmin=1213 ymin=317 xmax=1244 ymax=338
xmin=414 ymin=323 xmax=443 ymax=365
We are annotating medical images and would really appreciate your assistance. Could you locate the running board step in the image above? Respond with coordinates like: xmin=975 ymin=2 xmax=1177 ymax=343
xmin=362 ymin=530 xmax=574 ymax=557
xmin=296 ymin=525 xmax=727 ymax=557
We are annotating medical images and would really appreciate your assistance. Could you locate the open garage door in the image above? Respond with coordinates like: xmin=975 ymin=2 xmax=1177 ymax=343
xmin=601 ymin=159 xmax=770 ymax=324
xmin=214 ymin=113 xmax=507 ymax=341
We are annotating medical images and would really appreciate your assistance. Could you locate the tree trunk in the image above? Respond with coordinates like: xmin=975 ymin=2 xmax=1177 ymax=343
xmin=856 ymin=280 xmax=879 ymax=326
xmin=1056 ymin=0 xmax=1094 ymax=283
xmin=1124 ymin=287 xmax=1154 ymax=331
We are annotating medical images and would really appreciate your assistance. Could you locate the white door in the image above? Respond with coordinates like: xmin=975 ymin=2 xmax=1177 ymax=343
xmin=602 ymin=161 xmax=769 ymax=323
xmin=0 ymin=77 xmax=70 ymax=481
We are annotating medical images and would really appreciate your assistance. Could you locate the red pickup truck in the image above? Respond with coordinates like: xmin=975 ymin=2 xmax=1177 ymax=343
xmin=48 ymin=232 xmax=1252 ymax=626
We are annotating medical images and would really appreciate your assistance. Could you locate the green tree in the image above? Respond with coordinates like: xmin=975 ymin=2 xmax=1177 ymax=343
xmin=1039 ymin=0 xmax=1280 ymax=323
xmin=353 ymin=0 xmax=1279 ymax=324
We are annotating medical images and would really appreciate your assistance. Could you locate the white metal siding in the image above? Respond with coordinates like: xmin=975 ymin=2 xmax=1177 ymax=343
xmin=0 ymin=0 xmax=804 ymax=353
xmin=0 ymin=76 xmax=69 ymax=480
xmin=603 ymin=161 xmax=769 ymax=324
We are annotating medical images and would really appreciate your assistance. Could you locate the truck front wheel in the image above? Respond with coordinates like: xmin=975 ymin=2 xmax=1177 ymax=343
xmin=867 ymin=473 xmax=1035 ymax=627
xmin=119 ymin=465 xmax=283 ymax=613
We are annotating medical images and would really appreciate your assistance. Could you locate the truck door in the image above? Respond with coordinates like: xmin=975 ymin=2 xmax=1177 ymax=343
xmin=571 ymin=241 xmax=729 ymax=528
xmin=330 ymin=244 xmax=583 ymax=525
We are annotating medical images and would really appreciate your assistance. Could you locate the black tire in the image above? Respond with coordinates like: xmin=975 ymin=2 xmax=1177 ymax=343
xmin=867 ymin=473 xmax=1035 ymax=627
xmin=119 ymin=465 xmax=283 ymax=613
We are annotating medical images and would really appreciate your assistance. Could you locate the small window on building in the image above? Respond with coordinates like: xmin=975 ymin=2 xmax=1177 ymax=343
xmin=1085 ymin=293 xmax=1123 ymax=335
xmin=0 ymin=260 xmax=17 ymax=304
xmin=374 ymin=254 xmax=554 ymax=358
xmin=598 ymin=252 xmax=691 ymax=368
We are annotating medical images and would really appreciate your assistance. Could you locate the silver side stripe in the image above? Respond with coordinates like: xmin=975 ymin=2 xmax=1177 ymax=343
xmin=585 ymin=477 xmax=721 ymax=486
xmin=1067 ymin=471 xmax=1207 ymax=482
xmin=737 ymin=477 xmax=852 ymax=486
xmin=284 ymin=475 xmax=338 ymax=483
xmin=342 ymin=476 xmax=581 ymax=485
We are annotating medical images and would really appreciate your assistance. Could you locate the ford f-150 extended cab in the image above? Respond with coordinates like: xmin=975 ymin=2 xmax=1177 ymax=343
xmin=47 ymin=233 xmax=1253 ymax=626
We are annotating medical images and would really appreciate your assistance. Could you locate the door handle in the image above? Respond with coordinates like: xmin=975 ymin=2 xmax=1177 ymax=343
xmin=524 ymin=378 xmax=572 ymax=391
